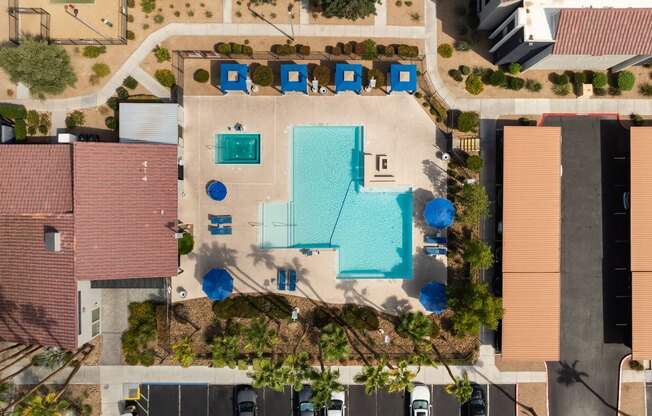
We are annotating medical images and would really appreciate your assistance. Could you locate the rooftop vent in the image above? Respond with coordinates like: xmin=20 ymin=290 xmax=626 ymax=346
xmin=44 ymin=228 xmax=61 ymax=252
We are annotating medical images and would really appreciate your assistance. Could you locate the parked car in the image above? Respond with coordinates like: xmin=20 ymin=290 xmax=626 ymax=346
xmin=467 ymin=385 xmax=487 ymax=416
xmin=323 ymin=390 xmax=345 ymax=416
xmin=237 ymin=387 xmax=257 ymax=416
xmin=298 ymin=385 xmax=315 ymax=416
xmin=624 ymin=191 xmax=630 ymax=210
xmin=409 ymin=384 xmax=431 ymax=416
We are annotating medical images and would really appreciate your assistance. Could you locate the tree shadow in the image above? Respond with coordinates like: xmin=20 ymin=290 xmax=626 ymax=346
xmin=246 ymin=244 xmax=276 ymax=270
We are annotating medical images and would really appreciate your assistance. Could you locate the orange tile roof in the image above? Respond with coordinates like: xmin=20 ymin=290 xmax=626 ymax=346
xmin=630 ymin=127 xmax=652 ymax=272
xmin=632 ymin=272 xmax=652 ymax=360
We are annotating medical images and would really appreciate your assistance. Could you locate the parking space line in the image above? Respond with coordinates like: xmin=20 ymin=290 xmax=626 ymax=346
xmin=486 ymin=383 xmax=490 ymax=416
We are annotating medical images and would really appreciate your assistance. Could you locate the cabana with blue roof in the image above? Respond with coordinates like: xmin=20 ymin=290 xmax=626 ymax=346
xmin=335 ymin=64 xmax=362 ymax=95
xmin=280 ymin=64 xmax=308 ymax=95
xmin=220 ymin=63 xmax=250 ymax=94
xmin=388 ymin=64 xmax=418 ymax=95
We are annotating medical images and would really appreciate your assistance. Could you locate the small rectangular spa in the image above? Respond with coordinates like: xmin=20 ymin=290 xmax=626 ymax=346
xmin=215 ymin=133 xmax=261 ymax=164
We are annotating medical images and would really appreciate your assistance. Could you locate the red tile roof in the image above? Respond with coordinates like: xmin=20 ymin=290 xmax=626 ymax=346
xmin=553 ymin=8 xmax=652 ymax=56
xmin=73 ymin=143 xmax=179 ymax=280
xmin=0 ymin=215 xmax=77 ymax=349
xmin=0 ymin=145 xmax=72 ymax=214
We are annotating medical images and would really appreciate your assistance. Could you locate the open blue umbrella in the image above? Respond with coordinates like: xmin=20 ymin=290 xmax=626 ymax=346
xmin=420 ymin=282 xmax=447 ymax=314
xmin=424 ymin=198 xmax=455 ymax=229
xmin=202 ymin=269 xmax=233 ymax=300
xmin=207 ymin=181 xmax=227 ymax=201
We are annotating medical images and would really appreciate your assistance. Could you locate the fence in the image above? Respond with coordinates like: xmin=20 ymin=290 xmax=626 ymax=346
xmin=176 ymin=50 xmax=425 ymax=62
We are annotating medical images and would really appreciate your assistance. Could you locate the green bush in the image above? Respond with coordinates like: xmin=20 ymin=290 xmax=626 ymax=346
xmin=639 ymin=83 xmax=652 ymax=97
xmin=116 ymin=86 xmax=129 ymax=100
xmin=38 ymin=125 xmax=48 ymax=135
xmin=27 ymin=125 xmax=36 ymax=136
xmin=313 ymin=65 xmax=331 ymax=86
xmin=14 ymin=119 xmax=26 ymax=140
xmin=366 ymin=68 xmax=384 ymax=89
xmin=105 ymin=116 xmax=118 ymax=130
xmin=431 ymin=100 xmax=448 ymax=123
xmin=123 ymin=301 xmax=158 ymax=366
xmin=460 ymin=65 xmax=471 ymax=76
xmin=213 ymin=296 xmax=258 ymax=319
xmin=155 ymin=47 xmax=171 ymax=62
xmin=449 ymin=69 xmax=463 ymax=82
xmin=508 ymin=62 xmax=521 ymax=74
xmin=525 ymin=79 xmax=542 ymax=92
xmin=629 ymin=360 xmax=645 ymax=371
xmin=631 ymin=113 xmax=644 ymax=126
xmin=299 ymin=45 xmax=311 ymax=55
xmin=465 ymin=75 xmax=483 ymax=95
xmin=556 ymin=73 xmax=569 ymax=85
xmin=414 ymin=91 xmax=423 ymax=98
xmin=123 ymin=76 xmax=138 ymax=90
xmin=252 ymin=65 xmax=274 ymax=86
xmin=231 ymin=43 xmax=243 ymax=54
xmin=457 ymin=111 xmax=479 ymax=133
xmin=82 ymin=45 xmax=106 ymax=58
xmin=573 ymin=71 xmax=586 ymax=85
xmin=343 ymin=305 xmax=379 ymax=331
xmin=594 ymin=87 xmax=607 ymax=96
xmin=153 ymin=14 xmax=164 ymax=24
xmin=509 ymin=77 xmax=525 ymax=91
xmin=141 ymin=0 xmax=156 ymax=13
xmin=617 ymin=71 xmax=636 ymax=91
xmin=178 ymin=232 xmax=194 ymax=254
xmin=552 ymin=83 xmax=570 ymax=96
xmin=0 ymin=104 xmax=27 ymax=120
xmin=92 ymin=63 xmax=111 ymax=78
xmin=193 ymin=69 xmax=209 ymax=83
xmin=437 ymin=43 xmax=453 ymax=58
xmin=216 ymin=43 xmax=231 ymax=55
xmin=489 ymin=70 xmax=506 ymax=87
xmin=126 ymin=30 xmax=135 ymax=40
xmin=466 ymin=155 xmax=484 ymax=173
xmin=592 ymin=72 xmax=608 ymax=89
xmin=354 ymin=41 xmax=367 ymax=56
xmin=454 ymin=40 xmax=470 ymax=52
xmin=361 ymin=39 xmax=378 ymax=60
xmin=107 ymin=96 xmax=120 ymax=110
xmin=242 ymin=45 xmax=253 ymax=55
xmin=127 ymin=0 xmax=135 ymax=7
xmin=276 ymin=44 xmax=294 ymax=56
xmin=343 ymin=43 xmax=353 ymax=55
xmin=519 ymin=117 xmax=530 ymax=126
xmin=384 ymin=45 xmax=395 ymax=57
xmin=155 ymin=69 xmax=176 ymax=88
xmin=65 ymin=110 xmax=85 ymax=129
xmin=265 ymin=295 xmax=293 ymax=319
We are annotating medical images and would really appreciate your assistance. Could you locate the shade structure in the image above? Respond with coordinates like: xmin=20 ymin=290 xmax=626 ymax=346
xmin=220 ymin=63 xmax=249 ymax=94
xmin=335 ymin=64 xmax=363 ymax=95
xmin=389 ymin=64 xmax=417 ymax=94
xmin=420 ymin=282 xmax=447 ymax=314
xmin=424 ymin=198 xmax=455 ymax=229
xmin=280 ymin=64 xmax=308 ymax=95
xmin=207 ymin=181 xmax=227 ymax=201
xmin=202 ymin=269 xmax=234 ymax=300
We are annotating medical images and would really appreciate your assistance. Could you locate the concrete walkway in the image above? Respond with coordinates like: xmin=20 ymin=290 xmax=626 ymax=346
xmin=129 ymin=67 xmax=172 ymax=99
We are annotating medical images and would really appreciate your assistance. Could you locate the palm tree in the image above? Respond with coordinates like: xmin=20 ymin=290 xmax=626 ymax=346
xmin=210 ymin=334 xmax=240 ymax=368
xmin=309 ymin=367 xmax=343 ymax=410
xmin=13 ymin=392 xmax=70 ymax=416
xmin=445 ymin=372 xmax=473 ymax=404
xmin=247 ymin=358 xmax=285 ymax=392
xmin=282 ymin=352 xmax=311 ymax=392
xmin=353 ymin=358 xmax=390 ymax=395
xmin=244 ymin=317 xmax=279 ymax=357
xmin=320 ymin=325 xmax=350 ymax=362
xmin=396 ymin=312 xmax=433 ymax=343
xmin=388 ymin=360 xmax=417 ymax=393
xmin=31 ymin=348 xmax=73 ymax=371
xmin=171 ymin=336 xmax=196 ymax=368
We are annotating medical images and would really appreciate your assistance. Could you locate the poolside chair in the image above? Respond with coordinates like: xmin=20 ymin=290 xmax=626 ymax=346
xmin=277 ymin=269 xmax=286 ymax=291
xmin=210 ymin=226 xmax=232 ymax=235
xmin=425 ymin=247 xmax=447 ymax=256
xmin=425 ymin=236 xmax=447 ymax=245
xmin=210 ymin=215 xmax=232 ymax=225
xmin=288 ymin=270 xmax=297 ymax=292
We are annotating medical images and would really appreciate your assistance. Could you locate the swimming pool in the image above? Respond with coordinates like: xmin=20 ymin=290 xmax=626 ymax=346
xmin=215 ymin=133 xmax=261 ymax=164
xmin=261 ymin=126 xmax=412 ymax=279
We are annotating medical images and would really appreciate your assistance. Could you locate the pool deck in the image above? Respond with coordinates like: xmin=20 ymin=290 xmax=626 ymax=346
xmin=176 ymin=94 xmax=448 ymax=314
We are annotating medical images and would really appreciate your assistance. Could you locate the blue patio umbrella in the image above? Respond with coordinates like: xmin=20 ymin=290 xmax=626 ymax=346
xmin=207 ymin=181 xmax=227 ymax=201
xmin=388 ymin=64 xmax=417 ymax=95
xmin=420 ymin=282 xmax=447 ymax=314
xmin=280 ymin=64 xmax=308 ymax=95
xmin=220 ymin=63 xmax=249 ymax=94
xmin=335 ymin=64 xmax=363 ymax=95
xmin=202 ymin=269 xmax=234 ymax=300
xmin=424 ymin=198 xmax=455 ymax=229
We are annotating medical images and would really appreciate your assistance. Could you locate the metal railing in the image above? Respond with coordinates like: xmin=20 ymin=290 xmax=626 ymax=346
xmin=176 ymin=49 xmax=425 ymax=62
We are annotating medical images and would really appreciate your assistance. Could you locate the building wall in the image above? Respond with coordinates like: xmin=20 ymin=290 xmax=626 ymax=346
xmin=493 ymin=27 xmax=552 ymax=65
xmin=526 ymin=54 xmax=637 ymax=70
xmin=478 ymin=0 xmax=521 ymax=31
xmin=77 ymin=280 xmax=102 ymax=347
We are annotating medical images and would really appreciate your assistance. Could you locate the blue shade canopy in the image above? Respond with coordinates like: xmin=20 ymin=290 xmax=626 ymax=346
xmin=424 ymin=198 xmax=455 ymax=229
xmin=280 ymin=64 xmax=308 ymax=94
xmin=207 ymin=181 xmax=227 ymax=201
xmin=202 ymin=269 xmax=234 ymax=300
xmin=420 ymin=282 xmax=447 ymax=314
xmin=335 ymin=64 xmax=362 ymax=94
xmin=389 ymin=64 xmax=417 ymax=94
xmin=220 ymin=63 xmax=249 ymax=94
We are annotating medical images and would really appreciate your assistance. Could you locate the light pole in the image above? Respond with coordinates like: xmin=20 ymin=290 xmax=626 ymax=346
xmin=288 ymin=5 xmax=295 ymax=39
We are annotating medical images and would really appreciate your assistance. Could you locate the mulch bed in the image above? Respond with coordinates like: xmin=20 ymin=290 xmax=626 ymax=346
xmin=11 ymin=384 xmax=100 ymax=415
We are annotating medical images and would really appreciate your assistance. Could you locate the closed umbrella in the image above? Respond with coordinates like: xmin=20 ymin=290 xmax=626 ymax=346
xmin=202 ymin=269 xmax=233 ymax=300
xmin=423 ymin=198 xmax=455 ymax=229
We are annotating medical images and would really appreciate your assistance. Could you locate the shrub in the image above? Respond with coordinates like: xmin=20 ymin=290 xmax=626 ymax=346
xmin=155 ymin=47 xmax=171 ymax=62
xmin=639 ymin=83 xmax=652 ymax=97
xmin=265 ymin=295 xmax=293 ymax=319
xmin=276 ymin=44 xmax=294 ymax=56
xmin=116 ymin=86 xmax=129 ymax=100
xmin=0 ymin=104 xmax=27 ymax=120
xmin=465 ymin=75 xmax=483 ymax=95
xmin=573 ymin=71 xmax=586 ymax=85
xmin=437 ymin=43 xmax=453 ymax=58
xmin=629 ymin=360 xmax=645 ymax=372
xmin=518 ymin=117 xmax=530 ymax=126
xmin=231 ymin=43 xmax=243 ymax=54
xmin=414 ymin=92 xmax=423 ymax=99
xmin=397 ymin=44 xmax=419 ymax=56
xmin=126 ymin=30 xmax=135 ymax=40
xmin=431 ymin=100 xmax=448 ymax=123
xmin=123 ymin=76 xmax=138 ymax=90
xmin=38 ymin=124 xmax=48 ymax=135
xmin=384 ymin=46 xmax=395 ymax=57
xmin=466 ymin=155 xmax=484 ymax=173
xmin=366 ymin=68 xmax=384 ymax=89
xmin=14 ymin=119 xmax=26 ymax=140
xmin=354 ymin=42 xmax=367 ymax=56
xmin=65 ymin=110 xmax=85 ymax=129
xmin=155 ymin=69 xmax=176 ymax=88
xmin=298 ymin=45 xmax=311 ymax=55
xmin=343 ymin=305 xmax=379 ymax=331
xmin=508 ymin=62 xmax=521 ymax=74
xmin=331 ymin=45 xmax=342 ymax=55
xmin=457 ymin=111 xmax=479 ymax=132
xmin=449 ymin=69 xmax=463 ymax=82
xmin=153 ymin=14 xmax=164 ymax=24
xmin=556 ymin=73 xmax=569 ymax=85
xmin=594 ymin=87 xmax=607 ymax=96
xmin=489 ymin=70 xmax=506 ymax=87
xmin=460 ymin=65 xmax=470 ymax=76
xmin=313 ymin=307 xmax=333 ymax=329
xmin=361 ymin=39 xmax=379 ymax=60
xmin=252 ymin=65 xmax=273 ymax=86
xmin=525 ymin=79 xmax=542 ymax=92
xmin=631 ymin=113 xmax=644 ymax=126
xmin=193 ymin=69 xmax=209 ymax=83
xmin=592 ymin=72 xmax=608 ymax=89
xmin=343 ymin=43 xmax=353 ymax=55
xmin=127 ymin=14 xmax=134 ymax=22
xmin=82 ymin=45 xmax=106 ymax=58
xmin=27 ymin=125 xmax=36 ymax=136
xmin=617 ymin=71 xmax=636 ymax=91
xmin=141 ymin=0 xmax=155 ymax=13
xmin=216 ymin=43 xmax=231 ymax=55
xmin=26 ymin=110 xmax=39 ymax=127
xmin=105 ymin=116 xmax=118 ymax=130
xmin=213 ymin=296 xmax=258 ymax=319
xmin=552 ymin=83 xmax=570 ymax=96
xmin=107 ymin=96 xmax=119 ymax=110
xmin=454 ymin=40 xmax=470 ymax=52
xmin=127 ymin=0 xmax=135 ymax=7
xmin=242 ymin=45 xmax=253 ymax=55
xmin=313 ymin=65 xmax=331 ymax=86
xmin=92 ymin=63 xmax=110 ymax=78
xmin=205 ymin=10 xmax=212 ymax=17
xmin=509 ymin=76 xmax=525 ymax=91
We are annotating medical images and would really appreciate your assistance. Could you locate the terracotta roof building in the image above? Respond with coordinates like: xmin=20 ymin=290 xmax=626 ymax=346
xmin=0 ymin=143 xmax=178 ymax=349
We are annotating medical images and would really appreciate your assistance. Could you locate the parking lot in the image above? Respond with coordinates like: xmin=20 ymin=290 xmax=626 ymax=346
xmin=135 ymin=383 xmax=516 ymax=416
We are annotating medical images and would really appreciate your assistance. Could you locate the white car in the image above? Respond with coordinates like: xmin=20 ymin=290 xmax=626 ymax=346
xmin=237 ymin=387 xmax=257 ymax=416
xmin=409 ymin=384 xmax=431 ymax=416
xmin=324 ymin=390 xmax=345 ymax=416
xmin=298 ymin=385 xmax=316 ymax=416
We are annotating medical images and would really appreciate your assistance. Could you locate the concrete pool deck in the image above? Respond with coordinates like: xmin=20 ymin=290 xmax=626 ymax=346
xmin=176 ymin=95 xmax=448 ymax=313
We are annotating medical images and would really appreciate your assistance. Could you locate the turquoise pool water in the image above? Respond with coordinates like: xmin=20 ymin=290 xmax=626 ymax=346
xmin=261 ymin=126 xmax=412 ymax=279
xmin=215 ymin=133 xmax=261 ymax=164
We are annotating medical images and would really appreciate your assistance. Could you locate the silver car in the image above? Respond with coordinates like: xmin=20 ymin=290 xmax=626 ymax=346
xmin=409 ymin=384 xmax=431 ymax=416
xmin=324 ymin=390 xmax=345 ymax=416
xmin=237 ymin=387 xmax=257 ymax=416
xmin=298 ymin=385 xmax=316 ymax=416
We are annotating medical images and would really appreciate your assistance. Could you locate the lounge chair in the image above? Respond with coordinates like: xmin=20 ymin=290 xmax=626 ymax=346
xmin=425 ymin=247 xmax=447 ymax=256
xmin=277 ymin=270 xmax=286 ymax=291
xmin=210 ymin=226 xmax=232 ymax=235
xmin=425 ymin=236 xmax=447 ymax=245
xmin=288 ymin=270 xmax=297 ymax=292
xmin=210 ymin=215 xmax=232 ymax=225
